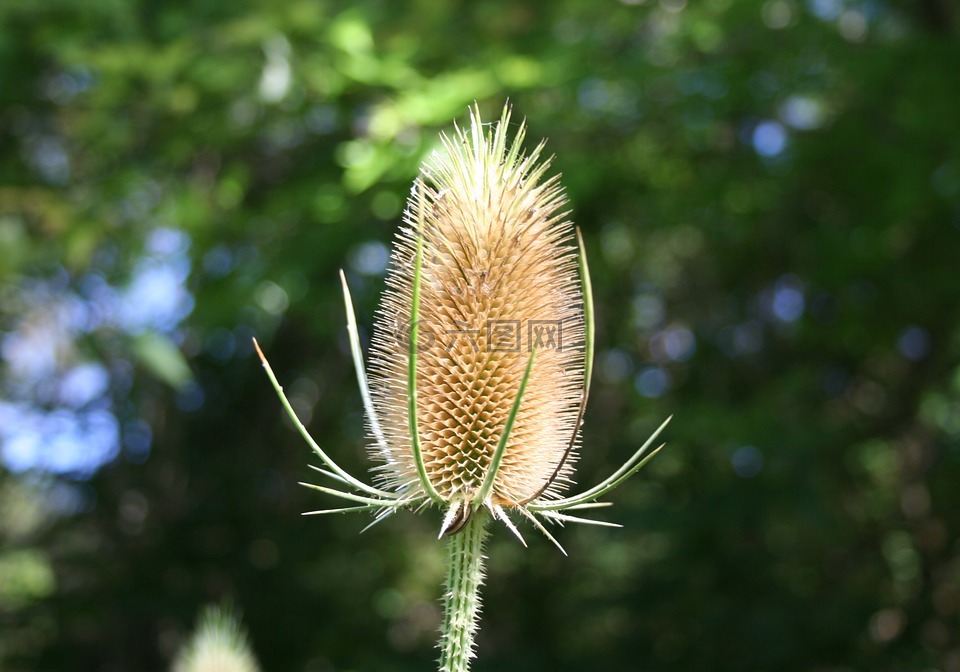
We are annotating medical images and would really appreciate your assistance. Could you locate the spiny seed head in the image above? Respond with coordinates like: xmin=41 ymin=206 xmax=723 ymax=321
xmin=255 ymin=103 xmax=667 ymax=546
xmin=367 ymin=104 xmax=585 ymax=509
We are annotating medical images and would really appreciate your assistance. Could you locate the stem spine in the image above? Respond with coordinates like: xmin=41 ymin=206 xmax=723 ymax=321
xmin=439 ymin=512 xmax=489 ymax=672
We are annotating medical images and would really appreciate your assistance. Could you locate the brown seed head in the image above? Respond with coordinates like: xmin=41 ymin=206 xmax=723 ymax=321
xmin=367 ymin=105 xmax=585 ymax=509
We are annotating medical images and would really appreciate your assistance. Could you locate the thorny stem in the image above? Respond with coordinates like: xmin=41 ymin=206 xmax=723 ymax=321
xmin=439 ymin=512 xmax=489 ymax=672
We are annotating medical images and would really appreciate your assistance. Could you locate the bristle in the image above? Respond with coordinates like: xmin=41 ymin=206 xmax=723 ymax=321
xmin=367 ymin=104 xmax=584 ymax=509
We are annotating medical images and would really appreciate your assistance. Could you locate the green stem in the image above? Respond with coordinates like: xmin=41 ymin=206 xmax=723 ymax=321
xmin=439 ymin=512 xmax=489 ymax=672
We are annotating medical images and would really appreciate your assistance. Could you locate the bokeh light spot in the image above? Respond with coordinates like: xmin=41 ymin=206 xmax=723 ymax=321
xmin=898 ymin=326 xmax=930 ymax=361
xmin=731 ymin=445 xmax=764 ymax=478
xmin=752 ymin=120 xmax=788 ymax=158
xmin=635 ymin=366 xmax=671 ymax=398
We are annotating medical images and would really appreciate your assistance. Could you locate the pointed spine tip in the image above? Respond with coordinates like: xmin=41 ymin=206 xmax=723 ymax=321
xmin=252 ymin=337 xmax=265 ymax=364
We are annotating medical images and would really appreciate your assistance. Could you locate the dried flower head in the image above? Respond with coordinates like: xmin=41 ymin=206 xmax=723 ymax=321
xmin=254 ymin=104 xmax=668 ymax=552
xmin=368 ymin=105 xmax=586 ymax=518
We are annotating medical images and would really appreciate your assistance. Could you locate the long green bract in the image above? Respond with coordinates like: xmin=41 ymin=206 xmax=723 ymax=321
xmin=253 ymin=338 xmax=396 ymax=500
xmin=340 ymin=270 xmax=387 ymax=451
xmin=474 ymin=348 xmax=536 ymax=507
xmin=408 ymin=180 xmax=444 ymax=505
xmin=520 ymin=226 xmax=594 ymax=504
xmin=530 ymin=416 xmax=671 ymax=511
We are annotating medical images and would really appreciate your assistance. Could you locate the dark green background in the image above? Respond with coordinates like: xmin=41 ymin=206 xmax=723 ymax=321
xmin=2 ymin=0 xmax=959 ymax=670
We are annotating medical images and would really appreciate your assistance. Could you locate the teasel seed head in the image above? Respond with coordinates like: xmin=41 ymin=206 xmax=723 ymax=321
xmin=367 ymin=103 xmax=584 ymax=511
xmin=254 ymin=102 xmax=669 ymax=550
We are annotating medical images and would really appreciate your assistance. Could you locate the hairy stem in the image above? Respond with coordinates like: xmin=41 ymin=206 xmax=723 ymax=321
xmin=439 ymin=512 xmax=489 ymax=672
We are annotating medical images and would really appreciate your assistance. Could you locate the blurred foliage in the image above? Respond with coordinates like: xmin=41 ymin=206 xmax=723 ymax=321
xmin=1 ymin=0 xmax=960 ymax=670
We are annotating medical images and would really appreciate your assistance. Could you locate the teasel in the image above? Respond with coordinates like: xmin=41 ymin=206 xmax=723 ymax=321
xmin=254 ymin=103 xmax=669 ymax=672
xmin=171 ymin=605 xmax=261 ymax=672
